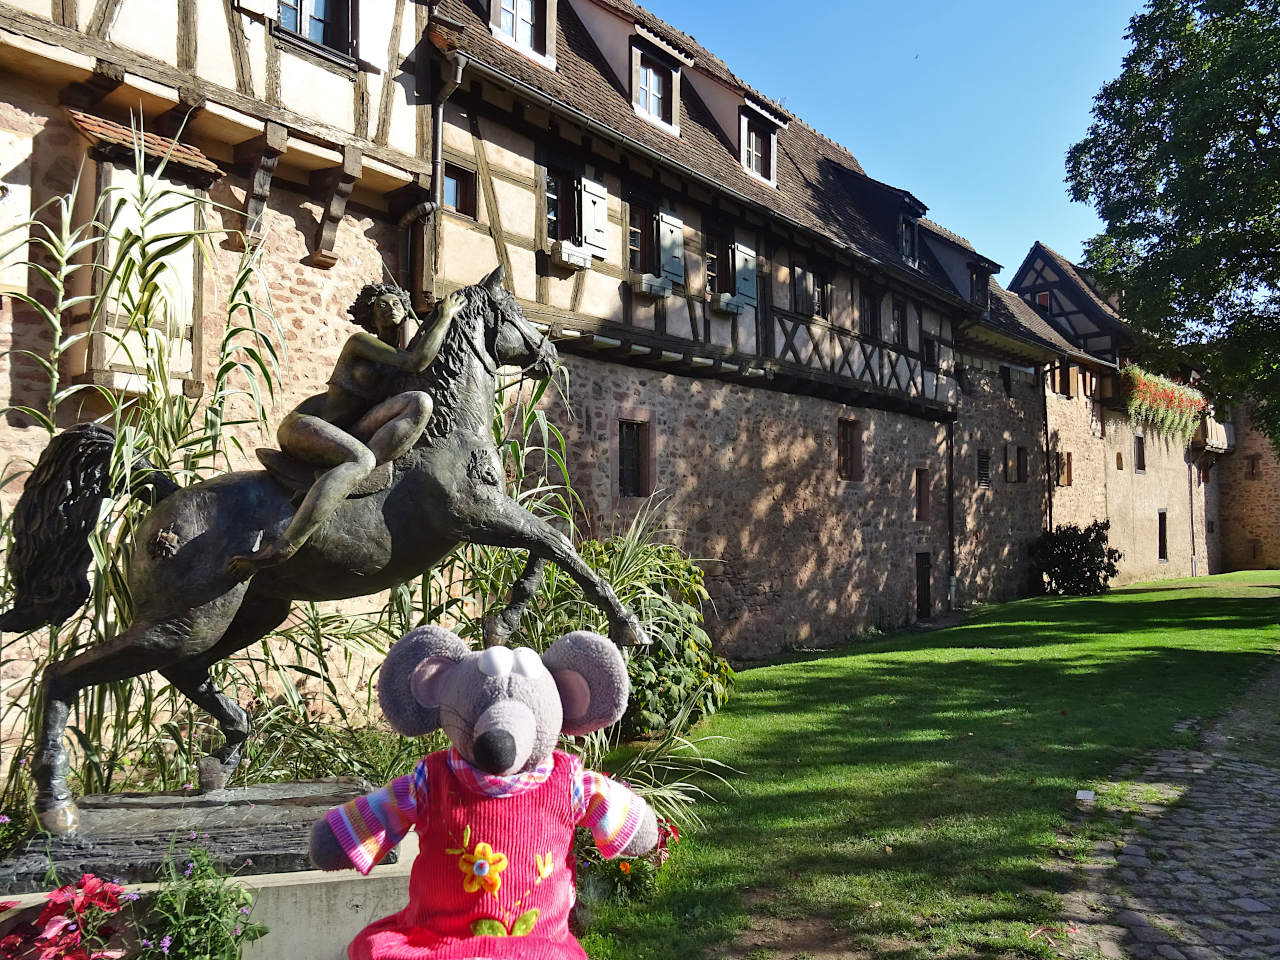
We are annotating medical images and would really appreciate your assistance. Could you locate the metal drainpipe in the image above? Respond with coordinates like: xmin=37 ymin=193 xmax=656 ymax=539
xmin=1042 ymin=363 xmax=1053 ymax=531
xmin=946 ymin=420 xmax=956 ymax=610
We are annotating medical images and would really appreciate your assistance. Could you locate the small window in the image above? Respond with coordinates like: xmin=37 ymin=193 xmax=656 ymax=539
xmin=744 ymin=118 xmax=772 ymax=180
xmin=636 ymin=54 xmax=672 ymax=126
xmin=704 ymin=232 xmax=731 ymax=295
xmin=1134 ymin=435 xmax=1146 ymax=473
xmin=443 ymin=164 xmax=477 ymax=218
xmin=1248 ymin=454 xmax=1262 ymax=479
xmin=628 ymin=201 xmax=655 ymax=274
xmin=1158 ymin=510 xmax=1168 ymax=561
xmin=970 ymin=269 xmax=989 ymax=306
xmin=492 ymin=0 xmax=552 ymax=60
xmin=1016 ymin=446 xmax=1029 ymax=483
xmin=899 ymin=217 xmax=917 ymax=262
xmin=1056 ymin=451 xmax=1073 ymax=487
xmin=915 ymin=468 xmax=931 ymax=520
xmin=279 ymin=0 xmax=350 ymax=52
xmin=1116 ymin=451 xmax=1124 ymax=470
xmin=922 ymin=337 xmax=939 ymax=371
xmin=1035 ymin=290 xmax=1051 ymax=311
xmin=793 ymin=265 xmax=826 ymax=318
xmin=1000 ymin=365 xmax=1012 ymax=396
xmin=890 ymin=301 xmax=910 ymax=348
xmin=618 ymin=420 xmax=651 ymax=498
xmin=838 ymin=418 xmax=863 ymax=482
xmin=859 ymin=289 xmax=879 ymax=340
xmin=545 ymin=168 xmax=576 ymax=243
xmin=976 ymin=449 xmax=991 ymax=489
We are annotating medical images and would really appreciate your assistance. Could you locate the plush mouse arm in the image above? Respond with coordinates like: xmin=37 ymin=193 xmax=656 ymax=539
xmin=308 ymin=758 xmax=428 ymax=874
xmin=570 ymin=757 xmax=659 ymax=859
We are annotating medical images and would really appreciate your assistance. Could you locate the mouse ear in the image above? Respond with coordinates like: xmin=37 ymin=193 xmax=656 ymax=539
xmin=542 ymin=631 xmax=629 ymax=735
xmin=379 ymin=626 xmax=470 ymax=736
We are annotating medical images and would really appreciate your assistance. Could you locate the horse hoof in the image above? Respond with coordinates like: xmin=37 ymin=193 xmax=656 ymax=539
xmin=197 ymin=755 xmax=236 ymax=792
xmin=37 ymin=802 xmax=79 ymax=836
xmin=611 ymin=615 xmax=650 ymax=648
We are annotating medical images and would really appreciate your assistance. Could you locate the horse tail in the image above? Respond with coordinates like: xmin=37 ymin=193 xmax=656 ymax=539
xmin=0 ymin=423 xmax=180 ymax=633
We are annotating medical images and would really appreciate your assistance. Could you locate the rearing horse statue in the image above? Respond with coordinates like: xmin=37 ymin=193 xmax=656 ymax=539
xmin=3 ymin=266 xmax=646 ymax=835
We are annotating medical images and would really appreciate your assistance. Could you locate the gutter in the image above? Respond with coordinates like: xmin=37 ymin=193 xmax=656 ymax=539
xmin=454 ymin=51 xmax=979 ymax=317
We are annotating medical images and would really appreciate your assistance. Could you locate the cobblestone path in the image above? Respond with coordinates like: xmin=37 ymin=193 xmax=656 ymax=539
xmin=1060 ymin=662 xmax=1280 ymax=960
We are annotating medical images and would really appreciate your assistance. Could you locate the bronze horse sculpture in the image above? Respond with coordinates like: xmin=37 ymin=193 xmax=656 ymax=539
xmin=2 ymin=266 xmax=647 ymax=835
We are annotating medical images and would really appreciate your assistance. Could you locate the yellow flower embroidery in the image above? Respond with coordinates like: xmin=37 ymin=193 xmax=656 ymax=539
xmin=458 ymin=842 xmax=509 ymax=895
xmin=534 ymin=852 xmax=555 ymax=880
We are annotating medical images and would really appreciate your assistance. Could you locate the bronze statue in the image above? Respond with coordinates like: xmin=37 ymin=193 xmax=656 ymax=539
xmin=228 ymin=284 xmax=463 ymax=579
xmin=1 ymin=267 xmax=648 ymax=836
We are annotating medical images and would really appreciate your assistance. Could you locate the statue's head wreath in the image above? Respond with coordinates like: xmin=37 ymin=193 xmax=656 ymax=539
xmin=348 ymin=282 xmax=415 ymax=333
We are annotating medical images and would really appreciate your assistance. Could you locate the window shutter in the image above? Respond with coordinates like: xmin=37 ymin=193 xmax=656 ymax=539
xmin=658 ymin=210 xmax=685 ymax=283
xmin=732 ymin=242 xmax=757 ymax=306
xmin=578 ymin=177 xmax=608 ymax=257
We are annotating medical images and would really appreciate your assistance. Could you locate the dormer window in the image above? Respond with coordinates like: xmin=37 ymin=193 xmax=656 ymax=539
xmin=490 ymin=0 xmax=556 ymax=69
xmin=636 ymin=54 xmax=673 ymax=127
xmin=970 ymin=267 xmax=990 ymax=308
xmin=899 ymin=216 xmax=918 ymax=264
xmin=739 ymin=103 xmax=783 ymax=185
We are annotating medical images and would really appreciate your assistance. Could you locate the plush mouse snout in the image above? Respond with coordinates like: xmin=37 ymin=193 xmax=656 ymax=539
xmin=471 ymin=700 xmax=539 ymax=775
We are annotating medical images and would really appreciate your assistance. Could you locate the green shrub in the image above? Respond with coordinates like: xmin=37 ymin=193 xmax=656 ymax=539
xmin=1030 ymin=519 xmax=1123 ymax=595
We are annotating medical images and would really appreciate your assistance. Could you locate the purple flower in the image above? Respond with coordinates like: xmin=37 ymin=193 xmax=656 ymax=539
xmin=123 ymin=892 xmax=141 ymax=902
xmin=189 ymin=831 xmax=197 ymax=840
xmin=16 ymin=759 xmax=25 ymax=766
xmin=140 ymin=939 xmax=152 ymax=948
xmin=232 ymin=926 xmax=241 ymax=936
xmin=244 ymin=858 xmax=254 ymax=867
xmin=183 ymin=862 xmax=194 ymax=877
xmin=182 ymin=783 xmax=193 ymax=791
xmin=240 ymin=907 xmax=250 ymax=915
xmin=160 ymin=933 xmax=172 ymax=955
xmin=0 ymin=815 xmax=10 ymax=824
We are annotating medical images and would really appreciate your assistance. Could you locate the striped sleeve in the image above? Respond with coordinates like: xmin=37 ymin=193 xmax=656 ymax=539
xmin=326 ymin=758 xmax=427 ymax=875
xmin=571 ymin=759 xmax=649 ymax=860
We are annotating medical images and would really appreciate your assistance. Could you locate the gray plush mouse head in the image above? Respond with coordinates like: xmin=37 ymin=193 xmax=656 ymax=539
xmin=378 ymin=626 xmax=629 ymax=775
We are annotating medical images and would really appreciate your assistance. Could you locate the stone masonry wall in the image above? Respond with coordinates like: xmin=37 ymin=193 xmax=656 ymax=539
xmin=1218 ymin=410 xmax=1280 ymax=570
xmin=952 ymin=363 xmax=1049 ymax=604
xmin=545 ymin=354 xmax=951 ymax=660
xmin=1045 ymin=374 xmax=1217 ymax=584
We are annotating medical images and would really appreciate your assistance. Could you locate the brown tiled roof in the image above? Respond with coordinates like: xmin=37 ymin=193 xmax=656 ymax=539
xmin=435 ymin=0 xmax=971 ymax=306
xmin=65 ymin=108 xmax=221 ymax=178
xmin=920 ymin=218 xmax=974 ymax=252
xmin=987 ymin=280 xmax=1094 ymax=363
xmin=1032 ymin=241 xmax=1125 ymax=324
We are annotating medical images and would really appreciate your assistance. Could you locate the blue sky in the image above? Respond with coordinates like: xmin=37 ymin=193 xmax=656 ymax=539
xmin=639 ymin=0 xmax=1145 ymax=280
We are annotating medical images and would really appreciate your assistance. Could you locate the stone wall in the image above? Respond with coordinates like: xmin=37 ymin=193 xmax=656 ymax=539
xmin=1044 ymin=374 xmax=1218 ymax=583
xmin=952 ymin=362 xmax=1049 ymax=604
xmin=545 ymin=353 xmax=951 ymax=659
xmin=1219 ymin=410 xmax=1280 ymax=570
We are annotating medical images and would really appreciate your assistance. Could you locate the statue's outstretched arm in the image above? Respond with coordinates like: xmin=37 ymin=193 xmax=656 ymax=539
xmin=339 ymin=291 xmax=463 ymax=374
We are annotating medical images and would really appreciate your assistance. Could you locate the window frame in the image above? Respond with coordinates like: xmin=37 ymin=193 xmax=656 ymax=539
xmin=631 ymin=45 xmax=679 ymax=133
xmin=704 ymin=230 xmax=732 ymax=297
xmin=1157 ymin=509 xmax=1168 ymax=562
xmin=859 ymin=286 xmax=880 ymax=341
xmin=627 ymin=197 xmax=657 ymax=276
xmin=490 ymin=0 xmax=557 ymax=68
xmin=442 ymin=162 xmax=478 ymax=219
xmin=275 ymin=0 xmax=355 ymax=62
xmin=544 ymin=166 xmax=576 ymax=244
xmin=1134 ymin=434 xmax=1147 ymax=473
xmin=618 ymin=419 xmax=652 ymax=499
xmin=891 ymin=299 xmax=910 ymax=349
xmin=899 ymin=216 xmax=918 ymax=264
xmin=838 ymin=418 xmax=864 ymax=482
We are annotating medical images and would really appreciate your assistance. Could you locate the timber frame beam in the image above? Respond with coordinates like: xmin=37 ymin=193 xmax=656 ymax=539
xmin=233 ymin=121 xmax=289 ymax=244
xmin=58 ymin=59 xmax=123 ymax=109
xmin=308 ymin=143 xmax=362 ymax=269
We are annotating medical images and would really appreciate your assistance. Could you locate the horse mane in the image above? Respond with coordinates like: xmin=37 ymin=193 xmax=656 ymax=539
xmin=401 ymin=284 xmax=493 ymax=443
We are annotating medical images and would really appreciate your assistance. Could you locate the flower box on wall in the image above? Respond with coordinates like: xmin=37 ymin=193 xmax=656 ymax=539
xmin=630 ymin=274 xmax=672 ymax=298
xmin=707 ymin=292 xmax=743 ymax=315
xmin=550 ymin=240 xmax=593 ymax=271
xmin=1121 ymin=364 xmax=1207 ymax=443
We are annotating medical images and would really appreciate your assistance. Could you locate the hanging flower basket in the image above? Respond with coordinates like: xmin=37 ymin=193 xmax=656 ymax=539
xmin=1121 ymin=365 xmax=1207 ymax=443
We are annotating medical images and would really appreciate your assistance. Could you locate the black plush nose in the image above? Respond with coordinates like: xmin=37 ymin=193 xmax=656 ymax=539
xmin=473 ymin=729 xmax=516 ymax=774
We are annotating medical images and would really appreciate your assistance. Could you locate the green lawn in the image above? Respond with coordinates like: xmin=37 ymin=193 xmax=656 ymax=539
xmin=583 ymin=571 xmax=1280 ymax=959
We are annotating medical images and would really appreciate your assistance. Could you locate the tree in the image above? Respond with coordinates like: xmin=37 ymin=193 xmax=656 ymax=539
xmin=1066 ymin=0 xmax=1280 ymax=445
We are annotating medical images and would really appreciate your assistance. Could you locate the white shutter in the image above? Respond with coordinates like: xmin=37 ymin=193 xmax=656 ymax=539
xmin=578 ymin=177 xmax=608 ymax=258
xmin=732 ymin=242 xmax=757 ymax=306
xmin=658 ymin=211 xmax=685 ymax=283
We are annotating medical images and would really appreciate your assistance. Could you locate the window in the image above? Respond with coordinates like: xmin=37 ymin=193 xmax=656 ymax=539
xmin=899 ymin=217 xmax=917 ymax=262
xmin=1117 ymin=451 xmax=1124 ymax=470
xmin=1000 ymin=365 xmax=1012 ymax=396
xmin=705 ymin=232 xmax=731 ymax=295
xmin=744 ymin=118 xmax=772 ymax=180
xmin=1016 ymin=446 xmax=1029 ymax=483
xmin=793 ymin=264 xmax=826 ymax=318
xmin=976 ymin=449 xmax=991 ymax=489
xmin=922 ymin=337 xmax=939 ymax=371
xmin=838 ymin=418 xmax=863 ymax=481
xmin=1134 ymin=435 xmax=1146 ymax=472
xmin=1035 ymin=290 xmax=1051 ymax=311
xmin=443 ymin=164 xmax=477 ymax=218
xmin=618 ymin=420 xmax=651 ymax=498
xmin=915 ymin=468 xmax=931 ymax=520
xmin=1056 ymin=451 xmax=1073 ymax=486
xmin=891 ymin=301 xmax=909 ymax=348
xmin=279 ymin=0 xmax=351 ymax=53
xmin=496 ymin=0 xmax=547 ymax=54
xmin=544 ymin=168 xmax=575 ymax=243
xmin=1248 ymin=454 xmax=1262 ymax=479
xmin=627 ymin=201 xmax=655 ymax=274
xmin=636 ymin=54 xmax=672 ymax=126
xmin=970 ymin=268 xmax=989 ymax=306
xmin=1158 ymin=510 xmax=1168 ymax=562
xmin=1056 ymin=361 xmax=1074 ymax=398
xmin=859 ymin=288 xmax=879 ymax=340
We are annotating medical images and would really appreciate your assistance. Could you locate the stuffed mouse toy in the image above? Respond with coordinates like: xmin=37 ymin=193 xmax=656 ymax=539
xmin=309 ymin=625 xmax=659 ymax=960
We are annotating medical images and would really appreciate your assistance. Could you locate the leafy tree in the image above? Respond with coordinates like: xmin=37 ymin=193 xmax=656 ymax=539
xmin=1066 ymin=0 xmax=1280 ymax=445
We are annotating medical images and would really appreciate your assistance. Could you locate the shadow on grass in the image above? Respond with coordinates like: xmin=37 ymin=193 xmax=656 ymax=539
xmin=584 ymin=577 xmax=1280 ymax=959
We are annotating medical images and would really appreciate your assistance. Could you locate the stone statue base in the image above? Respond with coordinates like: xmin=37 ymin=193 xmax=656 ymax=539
xmin=0 ymin=779 xmax=385 ymax=893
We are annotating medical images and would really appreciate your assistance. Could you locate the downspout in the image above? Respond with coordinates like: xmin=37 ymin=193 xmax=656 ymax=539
xmin=1042 ymin=363 xmax=1053 ymax=531
xmin=946 ymin=420 xmax=956 ymax=610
